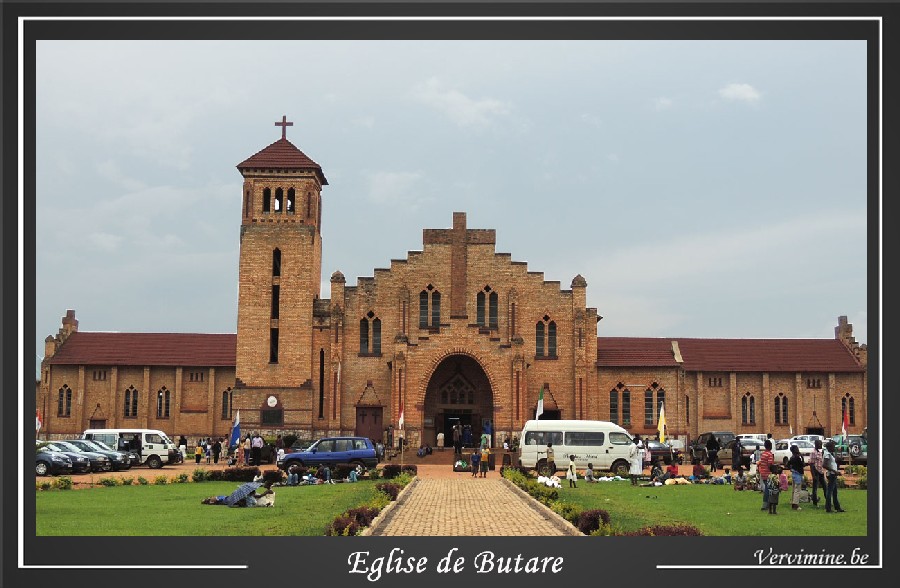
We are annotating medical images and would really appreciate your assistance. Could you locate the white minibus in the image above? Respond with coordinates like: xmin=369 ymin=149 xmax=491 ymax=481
xmin=517 ymin=419 xmax=634 ymax=475
xmin=82 ymin=428 xmax=178 ymax=469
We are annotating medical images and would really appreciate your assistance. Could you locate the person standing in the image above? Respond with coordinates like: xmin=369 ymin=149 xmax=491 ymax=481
xmin=453 ymin=424 xmax=462 ymax=457
xmin=566 ymin=454 xmax=577 ymax=488
xmin=205 ymin=437 xmax=212 ymax=464
xmin=788 ymin=444 xmax=805 ymax=511
xmin=731 ymin=437 xmax=744 ymax=474
xmin=757 ymin=439 xmax=775 ymax=511
xmin=545 ymin=442 xmax=556 ymax=475
xmin=706 ymin=434 xmax=721 ymax=472
xmin=479 ymin=444 xmax=490 ymax=478
xmin=436 ymin=431 xmax=445 ymax=452
xmin=242 ymin=434 xmax=252 ymax=465
xmin=808 ymin=439 xmax=826 ymax=508
xmin=823 ymin=440 xmax=845 ymax=513
xmin=212 ymin=438 xmax=222 ymax=465
xmin=628 ymin=438 xmax=642 ymax=485
xmin=178 ymin=435 xmax=187 ymax=460
xmin=251 ymin=432 xmax=264 ymax=467
xmin=470 ymin=447 xmax=481 ymax=478
xmin=767 ymin=464 xmax=782 ymax=515
xmin=194 ymin=441 xmax=203 ymax=464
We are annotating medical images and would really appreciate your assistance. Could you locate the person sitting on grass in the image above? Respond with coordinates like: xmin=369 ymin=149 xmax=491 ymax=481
xmin=734 ymin=469 xmax=748 ymax=490
xmin=583 ymin=463 xmax=597 ymax=483
xmin=690 ymin=462 xmax=710 ymax=483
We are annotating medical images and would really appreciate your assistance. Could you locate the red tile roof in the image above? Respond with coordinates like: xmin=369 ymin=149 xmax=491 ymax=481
xmin=596 ymin=337 xmax=864 ymax=373
xmin=47 ymin=332 xmax=236 ymax=367
xmin=236 ymin=138 xmax=328 ymax=184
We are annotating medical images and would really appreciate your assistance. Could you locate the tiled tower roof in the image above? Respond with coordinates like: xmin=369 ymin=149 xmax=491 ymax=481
xmin=236 ymin=138 xmax=328 ymax=185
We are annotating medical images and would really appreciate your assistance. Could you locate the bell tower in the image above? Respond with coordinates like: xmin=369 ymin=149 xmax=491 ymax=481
xmin=235 ymin=116 xmax=328 ymax=389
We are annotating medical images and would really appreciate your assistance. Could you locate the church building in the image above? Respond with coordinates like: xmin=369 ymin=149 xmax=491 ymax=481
xmin=38 ymin=119 xmax=869 ymax=449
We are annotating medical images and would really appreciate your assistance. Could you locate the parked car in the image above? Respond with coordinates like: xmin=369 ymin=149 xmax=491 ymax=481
xmin=37 ymin=442 xmax=92 ymax=474
xmin=830 ymin=433 xmax=868 ymax=464
xmin=690 ymin=431 xmax=736 ymax=465
xmin=736 ymin=433 xmax=768 ymax=443
xmin=36 ymin=446 xmax=74 ymax=476
xmin=88 ymin=438 xmax=142 ymax=467
xmin=644 ymin=440 xmax=676 ymax=465
xmin=789 ymin=434 xmax=826 ymax=446
xmin=718 ymin=438 xmax=764 ymax=469
xmin=51 ymin=440 xmax=112 ymax=473
xmin=62 ymin=438 xmax=133 ymax=471
xmin=773 ymin=439 xmax=815 ymax=466
xmin=277 ymin=436 xmax=378 ymax=472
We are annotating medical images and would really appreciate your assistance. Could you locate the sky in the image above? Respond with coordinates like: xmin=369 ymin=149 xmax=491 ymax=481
xmin=33 ymin=38 xmax=870 ymax=378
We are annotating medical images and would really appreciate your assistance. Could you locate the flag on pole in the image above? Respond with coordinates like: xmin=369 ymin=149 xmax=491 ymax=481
xmin=789 ymin=424 xmax=793 ymax=437
xmin=842 ymin=406 xmax=849 ymax=439
xmin=336 ymin=361 xmax=341 ymax=386
xmin=657 ymin=401 xmax=666 ymax=443
xmin=398 ymin=397 xmax=404 ymax=431
xmin=535 ymin=387 xmax=545 ymax=420
xmin=36 ymin=410 xmax=42 ymax=434
xmin=229 ymin=410 xmax=241 ymax=450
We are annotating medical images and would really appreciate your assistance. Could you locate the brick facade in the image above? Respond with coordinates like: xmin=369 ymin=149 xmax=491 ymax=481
xmin=37 ymin=130 xmax=868 ymax=447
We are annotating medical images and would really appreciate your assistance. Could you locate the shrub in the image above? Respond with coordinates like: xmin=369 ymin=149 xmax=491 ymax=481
xmin=855 ymin=468 xmax=867 ymax=489
xmin=375 ymin=482 xmax=402 ymax=501
xmin=119 ymin=477 xmax=134 ymax=486
xmin=400 ymin=464 xmax=417 ymax=477
xmin=98 ymin=477 xmax=119 ymax=487
xmin=345 ymin=506 xmax=381 ymax=528
xmin=381 ymin=464 xmax=402 ymax=479
xmin=368 ymin=491 xmax=391 ymax=510
xmin=325 ymin=515 xmax=361 ymax=536
xmin=525 ymin=481 xmax=558 ymax=505
xmin=575 ymin=509 xmax=611 ymax=535
xmin=37 ymin=481 xmax=52 ymax=491
xmin=137 ymin=477 xmax=149 ymax=485
xmin=209 ymin=466 xmax=260 ymax=482
xmin=589 ymin=522 xmax=625 ymax=536
xmin=624 ymin=524 xmax=703 ymax=536
xmin=550 ymin=501 xmax=582 ymax=525
xmin=502 ymin=467 xmax=529 ymax=488
xmin=53 ymin=477 xmax=73 ymax=490
xmin=192 ymin=469 xmax=211 ymax=483
xmin=174 ymin=473 xmax=189 ymax=484
xmin=393 ymin=472 xmax=413 ymax=487
xmin=261 ymin=470 xmax=283 ymax=485
xmin=333 ymin=464 xmax=354 ymax=479
xmin=368 ymin=468 xmax=382 ymax=481
xmin=154 ymin=476 xmax=168 ymax=485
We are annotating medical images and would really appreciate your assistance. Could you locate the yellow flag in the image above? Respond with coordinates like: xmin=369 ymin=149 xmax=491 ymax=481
xmin=657 ymin=401 xmax=667 ymax=443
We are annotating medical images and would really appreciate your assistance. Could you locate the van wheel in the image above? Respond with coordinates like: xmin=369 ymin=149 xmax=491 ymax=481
xmin=536 ymin=459 xmax=552 ymax=476
xmin=610 ymin=459 xmax=630 ymax=477
xmin=146 ymin=455 xmax=162 ymax=469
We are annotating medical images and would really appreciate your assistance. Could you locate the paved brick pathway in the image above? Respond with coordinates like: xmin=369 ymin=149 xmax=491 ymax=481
xmin=368 ymin=475 xmax=578 ymax=536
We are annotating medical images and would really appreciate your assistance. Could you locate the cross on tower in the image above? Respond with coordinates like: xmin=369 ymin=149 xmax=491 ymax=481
xmin=275 ymin=115 xmax=294 ymax=139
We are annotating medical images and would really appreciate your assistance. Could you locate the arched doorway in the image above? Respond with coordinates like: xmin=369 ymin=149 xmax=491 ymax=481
xmin=423 ymin=355 xmax=494 ymax=448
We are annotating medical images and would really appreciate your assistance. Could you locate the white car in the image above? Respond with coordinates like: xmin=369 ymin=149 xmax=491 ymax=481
xmin=789 ymin=434 xmax=825 ymax=446
xmin=773 ymin=439 xmax=815 ymax=466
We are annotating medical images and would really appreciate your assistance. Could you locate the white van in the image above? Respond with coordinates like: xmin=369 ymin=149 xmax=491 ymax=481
xmin=82 ymin=428 xmax=178 ymax=469
xmin=517 ymin=419 xmax=634 ymax=475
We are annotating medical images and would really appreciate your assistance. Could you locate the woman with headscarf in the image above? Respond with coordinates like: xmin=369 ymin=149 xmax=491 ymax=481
xmin=628 ymin=437 xmax=643 ymax=486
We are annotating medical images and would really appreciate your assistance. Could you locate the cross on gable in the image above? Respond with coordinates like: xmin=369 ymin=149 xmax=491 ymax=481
xmin=275 ymin=115 xmax=294 ymax=139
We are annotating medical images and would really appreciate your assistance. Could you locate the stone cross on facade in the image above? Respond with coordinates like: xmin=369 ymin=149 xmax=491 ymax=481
xmin=423 ymin=212 xmax=496 ymax=320
xmin=275 ymin=115 xmax=293 ymax=139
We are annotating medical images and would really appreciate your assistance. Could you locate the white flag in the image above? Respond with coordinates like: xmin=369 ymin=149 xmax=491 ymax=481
xmin=657 ymin=401 xmax=666 ymax=443
xmin=535 ymin=387 xmax=544 ymax=419
xmin=398 ymin=397 xmax=404 ymax=431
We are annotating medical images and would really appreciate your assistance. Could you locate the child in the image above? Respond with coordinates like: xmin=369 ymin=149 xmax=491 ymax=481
xmin=767 ymin=465 xmax=782 ymax=514
xmin=584 ymin=462 xmax=597 ymax=483
xmin=470 ymin=448 xmax=481 ymax=478
xmin=480 ymin=445 xmax=490 ymax=478
xmin=195 ymin=442 xmax=203 ymax=464
xmin=778 ymin=467 xmax=789 ymax=493
xmin=566 ymin=454 xmax=577 ymax=488
xmin=734 ymin=469 xmax=748 ymax=491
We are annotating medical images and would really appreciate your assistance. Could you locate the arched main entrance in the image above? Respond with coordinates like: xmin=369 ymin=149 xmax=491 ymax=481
xmin=423 ymin=354 xmax=494 ymax=449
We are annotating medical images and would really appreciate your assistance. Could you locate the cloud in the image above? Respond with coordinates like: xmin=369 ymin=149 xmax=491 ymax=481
xmin=412 ymin=77 xmax=511 ymax=127
xmin=718 ymin=83 xmax=761 ymax=103
xmin=654 ymin=97 xmax=673 ymax=111
xmin=580 ymin=113 xmax=603 ymax=127
xmin=367 ymin=171 xmax=427 ymax=207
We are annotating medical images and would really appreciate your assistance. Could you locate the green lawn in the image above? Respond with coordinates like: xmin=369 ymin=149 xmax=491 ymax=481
xmin=555 ymin=480 xmax=868 ymax=535
xmin=36 ymin=481 xmax=381 ymax=536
